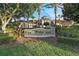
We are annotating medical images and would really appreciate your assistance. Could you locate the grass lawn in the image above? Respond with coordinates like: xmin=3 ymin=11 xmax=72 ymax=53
xmin=0 ymin=38 xmax=79 ymax=56
xmin=0 ymin=25 xmax=79 ymax=56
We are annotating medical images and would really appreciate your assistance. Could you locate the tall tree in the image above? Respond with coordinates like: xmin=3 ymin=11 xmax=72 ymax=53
xmin=44 ymin=3 xmax=63 ymax=36
xmin=0 ymin=3 xmax=20 ymax=33
xmin=20 ymin=3 xmax=42 ymax=28
xmin=0 ymin=3 xmax=43 ymax=33
xmin=37 ymin=4 xmax=42 ymax=20
xmin=63 ymin=3 xmax=79 ymax=22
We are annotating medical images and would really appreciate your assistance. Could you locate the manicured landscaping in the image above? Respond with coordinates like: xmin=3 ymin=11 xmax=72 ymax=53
xmin=0 ymin=33 xmax=15 ymax=44
xmin=0 ymin=39 xmax=79 ymax=56
xmin=0 ymin=3 xmax=79 ymax=56
xmin=57 ymin=25 xmax=79 ymax=46
xmin=57 ymin=25 xmax=79 ymax=38
xmin=0 ymin=25 xmax=79 ymax=56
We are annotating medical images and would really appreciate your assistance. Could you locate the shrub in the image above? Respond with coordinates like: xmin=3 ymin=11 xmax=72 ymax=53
xmin=57 ymin=25 xmax=79 ymax=38
xmin=58 ymin=37 xmax=79 ymax=46
xmin=0 ymin=33 xmax=15 ymax=44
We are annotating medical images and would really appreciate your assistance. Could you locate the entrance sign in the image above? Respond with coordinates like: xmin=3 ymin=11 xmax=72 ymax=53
xmin=23 ymin=27 xmax=55 ymax=37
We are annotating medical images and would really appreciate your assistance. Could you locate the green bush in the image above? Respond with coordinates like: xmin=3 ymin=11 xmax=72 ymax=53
xmin=57 ymin=25 xmax=79 ymax=38
xmin=0 ymin=33 xmax=15 ymax=44
xmin=58 ymin=37 xmax=79 ymax=46
xmin=5 ymin=27 xmax=18 ymax=40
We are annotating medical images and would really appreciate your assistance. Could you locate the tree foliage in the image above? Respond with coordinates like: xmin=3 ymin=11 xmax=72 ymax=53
xmin=0 ymin=3 xmax=20 ymax=33
xmin=0 ymin=3 xmax=42 ymax=33
xmin=63 ymin=3 xmax=79 ymax=22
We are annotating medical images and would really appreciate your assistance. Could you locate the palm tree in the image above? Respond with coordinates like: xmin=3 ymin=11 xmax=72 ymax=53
xmin=44 ymin=3 xmax=63 ymax=37
xmin=20 ymin=4 xmax=40 ymax=28
xmin=33 ymin=4 xmax=43 ymax=28
xmin=37 ymin=4 xmax=42 ymax=20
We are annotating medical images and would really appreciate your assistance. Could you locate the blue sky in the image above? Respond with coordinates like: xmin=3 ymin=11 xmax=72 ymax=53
xmin=33 ymin=4 xmax=63 ymax=20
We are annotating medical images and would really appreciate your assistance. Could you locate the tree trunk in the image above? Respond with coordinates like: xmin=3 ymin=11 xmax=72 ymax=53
xmin=54 ymin=4 xmax=57 ymax=37
xmin=27 ymin=18 xmax=29 ymax=28
xmin=1 ymin=15 xmax=12 ymax=33
xmin=2 ymin=24 xmax=7 ymax=33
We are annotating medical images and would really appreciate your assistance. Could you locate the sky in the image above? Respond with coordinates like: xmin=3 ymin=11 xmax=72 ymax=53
xmin=19 ymin=4 xmax=63 ymax=21
xmin=33 ymin=4 xmax=63 ymax=20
